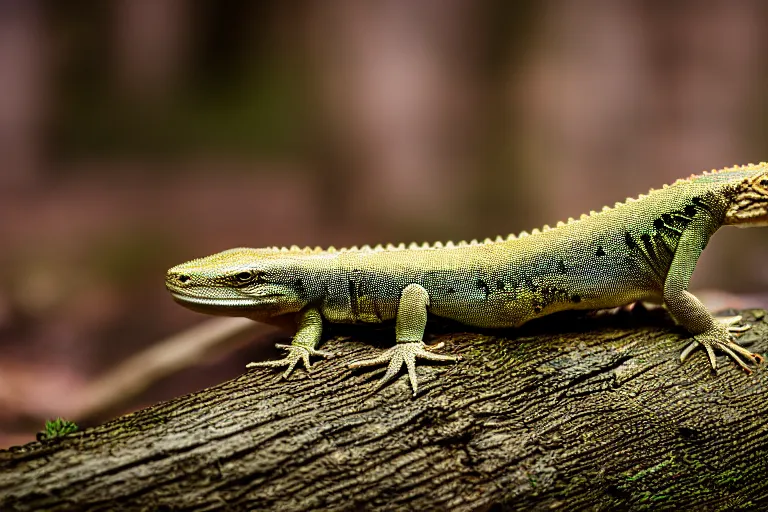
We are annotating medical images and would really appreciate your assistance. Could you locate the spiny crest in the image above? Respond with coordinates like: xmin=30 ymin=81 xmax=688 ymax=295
xmin=272 ymin=235 xmax=516 ymax=254
xmin=698 ymin=162 xmax=767 ymax=177
xmin=557 ymin=162 xmax=768 ymax=229
xmin=260 ymin=245 xmax=328 ymax=255
xmin=501 ymin=169 xmax=694 ymax=238
xmin=264 ymin=225 xmax=568 ymax=254
xmin=671 ymin=162 xmax=768 ymax=189
xmin=690 ymin=162 xmax=768 ymax=187
xmin=263 ymin=164 xmax=768 ymax=255
xmin=266 ymin=189 xmax=650 ymax=256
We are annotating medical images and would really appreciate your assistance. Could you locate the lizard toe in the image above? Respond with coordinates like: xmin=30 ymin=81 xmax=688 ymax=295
xmin=247 ymin=344 xmax=334 ymax=378
xmin=716 ymin=315 xmax=752 ymax=334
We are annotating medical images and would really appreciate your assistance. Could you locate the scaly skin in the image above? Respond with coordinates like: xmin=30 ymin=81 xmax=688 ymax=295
xmin=166 ymin=163 xmax=768 ymax=394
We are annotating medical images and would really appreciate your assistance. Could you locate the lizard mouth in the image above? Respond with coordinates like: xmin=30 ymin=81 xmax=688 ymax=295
xmin=169 ymin=291 xmax=283 ymax=309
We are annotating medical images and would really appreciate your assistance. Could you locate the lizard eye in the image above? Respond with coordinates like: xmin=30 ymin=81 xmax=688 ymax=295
xmin=235 ymin=271 xmax=254 ymax=283
xmin=760 ymin=178 xmax=768 ymax=187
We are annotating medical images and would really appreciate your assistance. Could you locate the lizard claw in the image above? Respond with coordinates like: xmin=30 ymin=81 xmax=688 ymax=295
xmin=247 ymin=344 xmax=335 ymax=379
xmin=679 ymin=318 xmax=763 ymax=373
xmin=348 ymin=341 xmax=459 ymax=395
xmin=716 ymin=315 xmax=752 ymax=333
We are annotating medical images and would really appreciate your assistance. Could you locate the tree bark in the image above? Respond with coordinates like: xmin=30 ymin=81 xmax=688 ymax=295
xmin=1 ymin=307 xmax=767 ymax=511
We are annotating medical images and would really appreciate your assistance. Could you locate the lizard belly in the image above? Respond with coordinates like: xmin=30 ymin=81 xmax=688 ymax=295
xmin=428 ymin=278 xmax=661 ymax=328
xmin=425 ymin=245 xmax=663 ymax=328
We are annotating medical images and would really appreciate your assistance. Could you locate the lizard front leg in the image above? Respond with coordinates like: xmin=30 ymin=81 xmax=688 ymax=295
xmin=348 ymin=283 xmax=459 ymax=395
xmin=246 ymin=305 xmax=334 ymax=378
xmin=664 ymin=225 xmax=763 ymax=372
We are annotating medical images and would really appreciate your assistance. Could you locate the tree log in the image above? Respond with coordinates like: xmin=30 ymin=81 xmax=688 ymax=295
xmin=1 ymin=307 xmax=767 ymax=511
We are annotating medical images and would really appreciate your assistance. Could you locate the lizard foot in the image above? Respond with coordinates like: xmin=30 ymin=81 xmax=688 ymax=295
xmin=679 ymin=319 xmax=763 ymax=373
xmin=246 ymin=344 xmax=335 ymax=379
xmin=348 ymin=341 xmax=460 ymax=395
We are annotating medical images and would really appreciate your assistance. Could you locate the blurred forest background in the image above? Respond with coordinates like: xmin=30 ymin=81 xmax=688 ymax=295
xmin=2 ymin=0 xmax=768 ymax=447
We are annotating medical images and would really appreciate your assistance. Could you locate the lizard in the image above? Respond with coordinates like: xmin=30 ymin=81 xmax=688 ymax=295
xmin=165 ymin=162 xmax=768 ymax=394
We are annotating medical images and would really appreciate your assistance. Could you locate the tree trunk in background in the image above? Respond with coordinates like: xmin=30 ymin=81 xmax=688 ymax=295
xmin=2 ymin=308 xmax=767 ymax=510
xmin=113 ymin=0 xmax=189 ymax=101
xmin=307 ymin=0 xmax=483 ymax=231
xmin=0 ymin=0 xmax=46 ymax=187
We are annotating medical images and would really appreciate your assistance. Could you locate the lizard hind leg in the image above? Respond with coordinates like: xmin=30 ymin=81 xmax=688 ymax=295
xmin=348 ymin=283 xmax=460 ymax=395
xmin=679 ymin=315 xmax=764 ymax=373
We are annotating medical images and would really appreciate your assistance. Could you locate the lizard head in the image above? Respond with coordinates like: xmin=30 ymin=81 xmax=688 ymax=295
xmin=723 ymin=166 xmax=768 ymax=227
xmin=165 ymin=248 xmax=308 ymax=320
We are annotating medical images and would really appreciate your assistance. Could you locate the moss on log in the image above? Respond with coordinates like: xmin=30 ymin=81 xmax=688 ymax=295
xmin=1 ymin=307 xmax=767 ymax=511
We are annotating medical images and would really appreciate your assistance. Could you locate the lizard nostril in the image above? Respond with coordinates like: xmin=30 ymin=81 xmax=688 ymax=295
xmin=178 ymin=275 xmax=190 ymax=284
